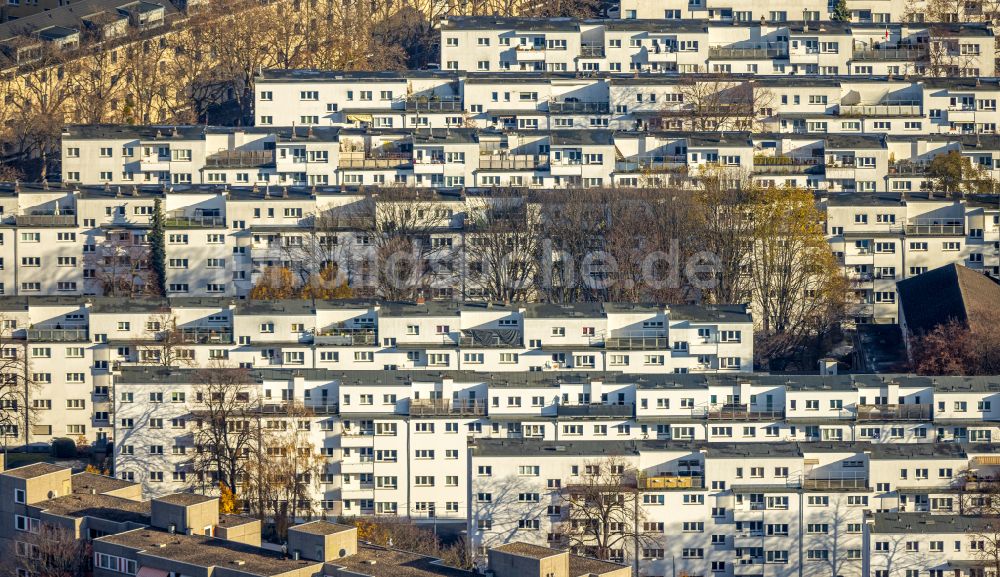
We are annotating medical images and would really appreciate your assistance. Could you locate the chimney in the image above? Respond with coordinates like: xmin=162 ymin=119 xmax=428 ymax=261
xmin=415 ymin=296 xmax=426 ymax=305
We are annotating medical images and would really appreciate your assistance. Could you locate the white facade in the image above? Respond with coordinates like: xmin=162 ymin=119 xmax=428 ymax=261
xmin=823 ymin=194 xmax=1000 ymax=323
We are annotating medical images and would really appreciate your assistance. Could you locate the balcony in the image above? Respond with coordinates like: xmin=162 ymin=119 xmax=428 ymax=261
xmin=638 ymin=474 xmax=705 ymax=490
xmin=707 ymin=405 xmax=785 ymax=421
xmin=205 ymin=150 xmax=275 ymax=169
xmin=179 ymin=328 xmax=233 ymax=344
xmin=709 ymin=43 xmax=788 ymax=59
xmin=514 ymin=44 xmax=546 ymax=61
xmin=600 ymin=330 xmax=668 ymax=350
xmin=616 ymin=155 xmax=688 ymax=173
xmin=548 ymin=101 xmax=610 ymax=114
xmin=839 ymin=103 xmax=922 ymax=117
xmin=556 ymin=403 xmax=633 ymax=418
xmin=27 ymin=328 xmax=89 ymax=342
xmin=803 ymin=473 xmax=868 ymax=490
xmin=459 ymin=329 xmax=522 ymax=348
xmin=888 ymin=161 xmax=928 ymax=176
xmin=580 ymin=43 xmax=605 ymax=58
xmin=315 ymin=328 xmax=377 ymax=346
xmin=16 ymin=214 xmax=77 ymax=227
xmin=139 ymin=156 xmax=170 ymax=172
xmin=825 ymin=159 xmax=858 ymax=179
xmin=856 ymin=403 xmax=933 ymax=421
xmin=259 ymin=402 xmax=339 ymax=415
xmin=164 ymin=214 xmax=225 ymax=228
xmin=904 ymin=220 xmax=964 ymax=236
xmin=752 ymin=156 xmax=820 ymax=175
xmin=478 ymin=154 xmax=547 ymax=171
xmin=404 ymin=96 xmax=463 ymax=112
xmin=409 ymin=399 xmax=487 ymax=416
xmin=338 ymin=152 xmax=412 ymax=169
xmin=852 ymin=46 xmax=928 ymax=61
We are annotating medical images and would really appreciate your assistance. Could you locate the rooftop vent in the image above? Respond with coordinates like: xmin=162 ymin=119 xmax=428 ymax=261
xmin=233 ymin=560 xmax=246 ymax=566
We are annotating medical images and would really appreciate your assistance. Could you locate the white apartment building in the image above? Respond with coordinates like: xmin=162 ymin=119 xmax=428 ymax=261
xmin=823 ymin=193 xmax=1000 ymax=323
xmin=107 ymin=367 xmax=1000 ymax=541
xmin=60 ymin=128 xmax=1000 ymax=193
xmin=438 ymin=18 xmax=995 ymax=78
xmin=616 ymin=0 xmax=984 ymax=23
xmin=470 ymin=438 xmax=1000 ymax=577
xmin=0 ymin=296 xmax=751 ymax=450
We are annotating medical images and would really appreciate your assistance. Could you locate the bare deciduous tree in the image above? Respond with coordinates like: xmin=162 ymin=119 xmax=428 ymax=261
xmin=9 ymin=524 xmax=92 ymax=577
xmin=558 ymin=457 xmax=655 ymax=564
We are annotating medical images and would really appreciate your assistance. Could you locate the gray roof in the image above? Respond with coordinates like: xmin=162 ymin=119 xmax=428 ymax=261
xmin=898 ymin=264 xmax=1000 ymax=335
xmin=871 ymin=513 xmax=1000 ymax=534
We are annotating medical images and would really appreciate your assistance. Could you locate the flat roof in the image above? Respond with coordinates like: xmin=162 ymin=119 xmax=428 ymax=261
xmin=290 ymin=520 xmax=355 ymax=536
xmin=871 ymin=513 xmax=1000 ymax=534
xmin=154 ymin=493 xmax=218 ymax=506
xmin=37 ymin=493 xmax=150 ymax=524
xmin=98 ymin=528 xmax=322 ymax=576
xmin=3 ymin=462 xmax=69 ymax=479
xmin=328 ymin=544 xmax=471 ymax=577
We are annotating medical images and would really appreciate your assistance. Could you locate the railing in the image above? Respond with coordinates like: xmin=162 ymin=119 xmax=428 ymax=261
xmin=709 ymin=44 xmax=788 ymax=59
xmin=603 ymin=336 xmax=669 ymax=350
xmin=752 ymin=156 xmax=820 ymax=174
xmin=839 ymin=103 xmax=922 ymax=117
xmin=27 ymin=328 xmax=89 ymax=342
xmin=16 ymin=214 xmax=77 ymax=227
xmin=580 ymin=44 xmax=605 ymax=58
xmin=616 ymin=156 xmax=688 ymax=173
xmin=639 ymin=475 xmax=705 ymax=490
xmin=458 ymin=335 xmax=524 ymax=348
xmin=888 ymin=161 xmax=928 ymax=175
xmin=315 ymin=329 xmax=377 ymax=346
xmin=164 ymin=214 xmax=225 ymax=227
xmin=555 ymin=403 xmax=633 ymax=418
xmin=856 ymin=403 xmax=933 ymax=421
xmin=205 ymin=150 xmax=275 ymax=168
xmin=404 ymin=97 xmax=463 ymax=112
xmin=339 ymin=153 xmax=412 ymax=169
xmin=410 ymin=399 xmax=487 ymax=416
xmin=478 ymin=154 xmax=547 ymax=170
xmin=179 ymin=328 xmax=233 ymax=344
xmin=803 ymin=474 xmax=869 ymax=490
xmin=904 ymin=222 xmax=964 ymax=236
xmin=852 ymin=46 xmax=928 ymax=60
xmin=707 ymin=405 xmax=785 ymax=421
xmin=259 ymin=403 xmax=339 ymax=415
xmin=548 ymin=101 xmax=610 ymax=114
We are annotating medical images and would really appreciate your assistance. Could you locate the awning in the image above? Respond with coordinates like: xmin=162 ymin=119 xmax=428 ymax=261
xmin=346 ymin=114 xmax=373 ymax=123
xmin=137 ymin=567 xmax=169 ymax=577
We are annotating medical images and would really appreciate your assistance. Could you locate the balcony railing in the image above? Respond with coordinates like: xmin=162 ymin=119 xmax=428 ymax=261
xmin=581 ymin=44 xmax=605 ymax=58
xmin=409 ymin=399 xmax=487 ymax=416
xmin=603 ymin=336 xmax=669 ymax=350
xmin=405 ymin=97 xmax=463 ymax=112
xmin=179 ymin=328 xmax=233 ymax=344
xmin=27 ymin=328 xmax=89 ymax=342
xmin=205 ymin=150 xmax=275 ymax=168
xmin=904 ymin=222 xmax=965 ymax=236
xmin=315 ymin=329 xmax=377 ymax=346
xmin=709 ymin=44 xmax=788 ymax=59
xmin=338 ymin=153 xmax=412 ymax=169
xmin=259 ymin=403 xmax=339 ymax=415
xmin=16 ymin=214 xmax=77 ymax=227
xmin=839 ymin=103 xmax=922 ymax=117
xmin=555 ymin=403 xmax=633 ymax=418
xmin=888 ymin=161 xmax=928 ymax=176
xmin=852 ymin=46 xmax=928 ymax=60
xmin=478 ymin=154 xmax=547 ymax=170
xmin=616 ymin=156 xmax=688 ymax=173
xmin=802 ymin=473 xmax=868 ymax=490
xmin=638 ymin=475 xmax=705 ymax=490
xmin=752 ymin=156 xmax=821 ymax=174
xmin=164 ymin=214 xmax=225 ymax=228
xmin=707 ymin=405 xmax=785 ymax=421
xmin=856 ymin=403 xmax=933 ymax=421
xmin=548 ymin=101 xmax=610 ymax=114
